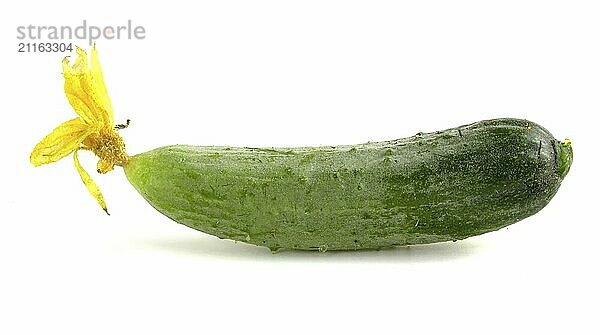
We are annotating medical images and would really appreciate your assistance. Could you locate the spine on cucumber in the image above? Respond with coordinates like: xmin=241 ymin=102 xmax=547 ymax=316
xmin=124 ymin=118 xmax=572 ymax=251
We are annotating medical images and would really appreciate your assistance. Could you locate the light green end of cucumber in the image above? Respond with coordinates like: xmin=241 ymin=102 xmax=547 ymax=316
xmin=556 ymin=139 xmax=573 ymax=179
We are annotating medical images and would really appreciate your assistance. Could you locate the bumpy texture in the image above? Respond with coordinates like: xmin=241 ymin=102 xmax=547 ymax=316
xmin=124 ymin=118 xmax=572 ymax=251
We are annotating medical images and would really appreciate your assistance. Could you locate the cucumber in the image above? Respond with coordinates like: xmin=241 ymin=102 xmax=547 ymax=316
xmin=124 ymin=118 xmax=572 ymax=252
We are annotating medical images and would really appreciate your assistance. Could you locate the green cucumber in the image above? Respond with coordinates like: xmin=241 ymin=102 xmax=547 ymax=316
xmin=124 ymin=118 xmax=572 ymax=252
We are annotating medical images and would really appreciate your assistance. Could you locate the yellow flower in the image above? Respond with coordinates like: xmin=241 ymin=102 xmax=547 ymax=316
xmin=30 ymin=45 xmax=128 ymax=214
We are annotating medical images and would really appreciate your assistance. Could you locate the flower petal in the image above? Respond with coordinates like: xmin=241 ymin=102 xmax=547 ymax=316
xmin=30 ymin=117 xmax=94 ymax=166
xmin=62 ymin=46 xmax=112 ymax=127
xmin=74 ymin=150 xmax=109 ymax=214
xmin=90 ymin=44 xmax=114 ymax=126
xmin=62 ymin=53 xmax=95 ymax=124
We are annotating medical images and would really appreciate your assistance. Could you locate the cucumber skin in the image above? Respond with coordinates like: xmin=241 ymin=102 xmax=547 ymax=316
xmin=124 ymin=118 xmax=572 ymax=252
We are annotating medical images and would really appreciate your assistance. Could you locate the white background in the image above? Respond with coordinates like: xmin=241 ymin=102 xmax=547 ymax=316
xmin=1 ymin=1 xmax=598 ymax=334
